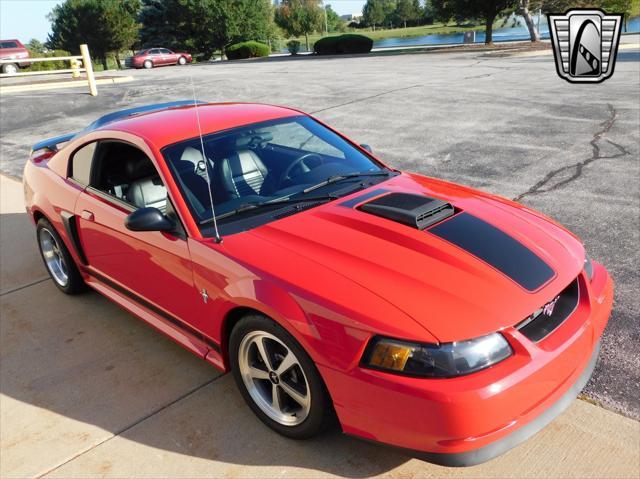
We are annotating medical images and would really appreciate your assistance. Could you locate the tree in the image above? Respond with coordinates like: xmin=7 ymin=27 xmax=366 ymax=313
xmin=516 ymin=0 xmax=539 ymax=42
xmin=47 ymin=0 xmax=139 ymax=69
xmin=325 ymin=4 xmax=346 ymax=32
xmin=26 ymin=39 xmax=46 ymax=53
xmin=382 ymin=0 xmax=398 ymax=27
xmin=138 ymin=0 xmax=185 ymax=51
xmin=275 ymin=0 xmax=324 ymax=51
xmin=138 ymin=0 xmax=274 ymax=60
xmin=363 ymin=0 xmax=386 ymax=30
xmin=412 ymin=0 xmax=424 ymax=25
xmin=602 ymin=0 xmax=633 ymax=30
xmin=396 ymin=0 xmax=419 ymax=27
xmin=432 ymin=0 xmax=517 ymax=43
xmin=103 ymin=0 xmax=140 ymax=67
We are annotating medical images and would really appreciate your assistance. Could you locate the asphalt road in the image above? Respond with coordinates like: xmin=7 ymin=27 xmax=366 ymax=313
xmin=1 ymin=47 xmax=638 ymax=420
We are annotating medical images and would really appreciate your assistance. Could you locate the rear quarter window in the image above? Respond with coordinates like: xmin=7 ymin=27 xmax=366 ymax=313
xmin=70 ymin=142 xmax=97 ymax=185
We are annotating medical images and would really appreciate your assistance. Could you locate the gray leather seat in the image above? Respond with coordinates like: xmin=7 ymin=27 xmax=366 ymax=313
xmin=124 ymin=156 xmax=167 ymax=212
xmin=218 ymin=149 xmax=268 ymax=199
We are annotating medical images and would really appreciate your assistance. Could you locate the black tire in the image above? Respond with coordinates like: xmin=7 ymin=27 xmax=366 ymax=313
xmin=143 ymin=59 xmax=153 ymax=69
xmin=36 ymin=218 xmax=86 ymax=295
xmin=229 ymin=314 xmax=335 ymax=439
xmin=2 ymin=63 xmax=18 ymax=74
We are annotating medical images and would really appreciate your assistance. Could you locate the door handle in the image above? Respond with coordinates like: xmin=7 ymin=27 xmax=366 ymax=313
xmin=80 ymin=210 xmax=94 ymax=221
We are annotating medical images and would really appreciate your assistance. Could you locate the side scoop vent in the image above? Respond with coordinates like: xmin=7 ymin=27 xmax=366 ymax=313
xmin=359 ymin=192 xmax=455 ymax=230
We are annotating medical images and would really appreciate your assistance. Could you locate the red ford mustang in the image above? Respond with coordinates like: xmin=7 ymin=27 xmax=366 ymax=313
xmin=23 ymin=101 xmax=613 ymax=466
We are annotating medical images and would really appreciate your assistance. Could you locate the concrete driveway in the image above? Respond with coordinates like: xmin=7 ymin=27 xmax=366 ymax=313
xmin=1 ymin=47 xmax=639 ymax=478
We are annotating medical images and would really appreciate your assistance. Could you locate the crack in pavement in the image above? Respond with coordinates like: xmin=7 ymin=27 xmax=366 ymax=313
xmin=513 ymin=104 xmax=630 ymax=202
xmin=310 ymin=84 xmax=423 ymax=114
xmin=464 ymin=73 xmax=494 ymax=80
xmin=35 ymin=374 xmax=224 ymax=478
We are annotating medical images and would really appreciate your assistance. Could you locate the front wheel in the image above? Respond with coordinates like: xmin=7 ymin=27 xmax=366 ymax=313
xmin=229 ymin=314 xmax=334 ymax=439
xmin=2 ymin=63 xmax=18 ymax=75
xmin=143 ymin=60 xmax=153 ymax=69
xmin=178 ymin=56 xmax=187 ymax=65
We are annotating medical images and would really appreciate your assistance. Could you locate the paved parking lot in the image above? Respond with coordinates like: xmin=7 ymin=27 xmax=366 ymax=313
xmin=1 ymin=48 xmax=639 ymax=477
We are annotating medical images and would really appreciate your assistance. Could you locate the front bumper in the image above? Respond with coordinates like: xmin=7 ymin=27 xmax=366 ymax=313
xmin=320 ymin=263 xmax=613 ymax=466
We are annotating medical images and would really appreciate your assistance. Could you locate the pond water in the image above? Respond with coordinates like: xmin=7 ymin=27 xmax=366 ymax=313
xmin=372 ymin=15 xmax=639 ymax=49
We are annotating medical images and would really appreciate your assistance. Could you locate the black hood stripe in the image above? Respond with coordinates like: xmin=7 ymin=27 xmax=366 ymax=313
xmin=428 ymin=213 xmax=554 ymax=291
xmin=339 ymin=188 xmax=389 ymax=208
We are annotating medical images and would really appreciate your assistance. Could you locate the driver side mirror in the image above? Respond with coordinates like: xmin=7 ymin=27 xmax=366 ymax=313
xmin=125 ymin=207 xmax=175 ymax=232
xmin=360 ymin=144 xmax=373 ymax=153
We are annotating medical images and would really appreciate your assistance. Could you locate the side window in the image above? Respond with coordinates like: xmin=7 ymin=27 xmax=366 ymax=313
xmin=70 ymin=142 xmax=97 ymax=185
xmin=160 ymin=48 xmax=172 ymax=54
xmin=91 ymin=142 xmax=167 ymax=212
xmin=149 ymin=49 xmax=160 ymax=55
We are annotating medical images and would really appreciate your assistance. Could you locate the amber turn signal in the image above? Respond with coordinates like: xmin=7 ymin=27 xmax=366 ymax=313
xmin=368 ymin=341 xmax=412 ymax=371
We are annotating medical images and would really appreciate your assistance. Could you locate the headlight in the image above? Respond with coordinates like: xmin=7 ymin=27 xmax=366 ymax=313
xmin=362 ymin=333 xmax=513 ymax=378
xmin=584 ymin=256 xmax=594 ymax=281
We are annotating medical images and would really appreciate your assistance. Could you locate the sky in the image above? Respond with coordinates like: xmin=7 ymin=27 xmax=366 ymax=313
xmin=0 ymin=0 xmax=367 ymax=43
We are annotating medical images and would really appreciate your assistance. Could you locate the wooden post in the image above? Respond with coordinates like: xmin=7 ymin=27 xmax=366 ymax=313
xmin=80 ymin=44 xmax=97 ymax=96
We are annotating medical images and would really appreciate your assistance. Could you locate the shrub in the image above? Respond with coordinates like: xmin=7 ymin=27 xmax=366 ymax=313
xmin=313 ymin=34 xmax=373 ymax=55
xmin=25 ymin=50 xmax=72 ymax=71
xmin=287 ymin=40 xmax=301 ymax=55
xmin=226 ymin=41 xmax=270 ymax=60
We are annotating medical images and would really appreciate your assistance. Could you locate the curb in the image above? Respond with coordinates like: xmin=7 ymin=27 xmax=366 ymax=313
xmin=0 ymin=75 xmax=134 ymax=94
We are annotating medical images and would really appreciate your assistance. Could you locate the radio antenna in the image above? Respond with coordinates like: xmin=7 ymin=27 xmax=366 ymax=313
xmin=190 ymin=76 xmax=222 ymax=243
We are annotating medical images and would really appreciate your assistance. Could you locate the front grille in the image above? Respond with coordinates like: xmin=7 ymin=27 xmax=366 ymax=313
xmin=517 ymin=278 xmax=580 ymax=342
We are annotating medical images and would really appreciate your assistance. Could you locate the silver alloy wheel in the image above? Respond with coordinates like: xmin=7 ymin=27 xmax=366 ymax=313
xmin=178 ymin=56 xmax=187 ymax=65
xmin=39 ymin=228 xmax=68 ymax=287
xmin=3 ymin=63 xmax=18 ymax=75
xmin=144 ymin=60 xmax=152 ymax=69
xmin=238 ymin=331 xmax=311 ymax=426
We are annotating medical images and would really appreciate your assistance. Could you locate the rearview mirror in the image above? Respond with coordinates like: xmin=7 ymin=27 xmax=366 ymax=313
xmin=125 ymin=207 xmax=175 ymax=232
xmin=360 ymin=144 xmax=373 ymax=153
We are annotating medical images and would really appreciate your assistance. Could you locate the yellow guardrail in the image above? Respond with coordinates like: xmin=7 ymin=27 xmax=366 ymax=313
xmin=0 ymin=43 xmax=97 ymax=96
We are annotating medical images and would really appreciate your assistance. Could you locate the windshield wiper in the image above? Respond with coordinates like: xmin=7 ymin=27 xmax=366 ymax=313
xmin=201 ymin=194 xmax=338 ymax=224
xmin=302 ymin=170 xmax=392 ymax=194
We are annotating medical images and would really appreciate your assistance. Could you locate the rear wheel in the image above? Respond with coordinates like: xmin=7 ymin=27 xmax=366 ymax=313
xmin=178 ymin=56 xmax=187 ymax=65
xmin=143 ymin=60 xmax=153 ymax=69
xmin=229 ymin=314 xmax=334 ymax=439
xmin=2 ymin=63 xmax=18 ymax=75
xmin=36 ymin=218 xmax=86 ymax=294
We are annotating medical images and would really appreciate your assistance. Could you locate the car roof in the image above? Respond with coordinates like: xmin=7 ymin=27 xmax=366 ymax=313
xmin=0 ymin=39 xmax=23 ymax=46
xmin=99 ymin=103 xmax=304 ymax=148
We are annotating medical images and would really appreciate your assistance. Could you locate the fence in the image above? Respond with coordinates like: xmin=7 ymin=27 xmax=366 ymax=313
xmin=0 ymin=44 xmax=98 ymax=96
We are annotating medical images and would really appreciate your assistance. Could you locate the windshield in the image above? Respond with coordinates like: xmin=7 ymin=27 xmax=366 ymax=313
xmin=162 ymin=115 xmax=387 ymax=233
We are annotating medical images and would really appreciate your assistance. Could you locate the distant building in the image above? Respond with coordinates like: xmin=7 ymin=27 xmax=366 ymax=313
xmin=340 ymin=13 xmax=362 ymax=23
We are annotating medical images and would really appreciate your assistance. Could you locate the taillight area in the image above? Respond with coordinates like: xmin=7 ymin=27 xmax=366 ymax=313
xmin=30 ymin=149 xmax=56 ymax=164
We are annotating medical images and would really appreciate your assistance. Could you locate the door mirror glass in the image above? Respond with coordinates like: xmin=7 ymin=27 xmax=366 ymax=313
xmin=125 ymin=207 xmax=175 ymax=232
xmin=360 ymin=144 xmax=372 ymax=153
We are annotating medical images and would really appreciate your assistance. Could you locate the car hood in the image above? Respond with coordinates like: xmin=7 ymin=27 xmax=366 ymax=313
xmin=249 ymin=173 xmax=585 ymax=342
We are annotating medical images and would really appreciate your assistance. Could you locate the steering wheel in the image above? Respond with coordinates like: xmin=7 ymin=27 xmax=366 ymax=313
xmin=279 ymin=153 xmax=325 ymax=187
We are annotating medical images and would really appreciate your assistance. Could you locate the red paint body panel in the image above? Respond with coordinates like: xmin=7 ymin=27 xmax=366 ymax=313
xmin=23 ymin=103 xmax=613 ymax=460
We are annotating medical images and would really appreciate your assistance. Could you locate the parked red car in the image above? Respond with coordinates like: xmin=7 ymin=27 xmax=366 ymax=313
xmin=0 ymin=39 xmax=29 ymax=74
xmin=130 ymin=48 xmax=192 ymax=69
xmin=23 ymin=101 xmax=613 ymax=466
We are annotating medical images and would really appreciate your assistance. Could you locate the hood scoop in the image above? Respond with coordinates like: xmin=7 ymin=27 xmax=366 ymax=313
xmin=359 ymin=192 xmax=455 ymax=230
